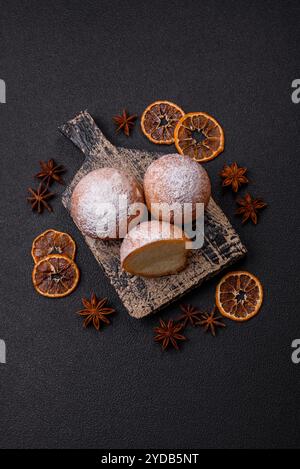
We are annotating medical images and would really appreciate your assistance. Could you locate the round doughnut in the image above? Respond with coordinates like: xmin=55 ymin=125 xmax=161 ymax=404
xmin=70 ymin=168 xmax=145 ymax=239
xmin=143 ymin=154 xmax=211 ymax=224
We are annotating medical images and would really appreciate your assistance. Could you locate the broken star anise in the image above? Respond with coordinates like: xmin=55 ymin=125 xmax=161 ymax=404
xmin=154 ymin=319 xmax=186 ymax=351
xmin=236 ymin=193 xmax=267 ymax=224
xmin=35 ymin=159 xmax=65 ymax=185
xmin=76 ymin=293 xmax=115 ymax=331
xmin=220 ymin=162 xmax=248 ymax=192
xmin=27 ymin=183 xmax=54 ymax=213
xmin=196 ymin=306 xmax=226 ymax=337
xmin=113 ymin=110 xmax=137 ymax=136
xmin=177 ymin=304 xmax=202 ymax=328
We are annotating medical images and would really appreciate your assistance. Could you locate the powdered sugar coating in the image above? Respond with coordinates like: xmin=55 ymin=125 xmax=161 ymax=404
xmin=70 ymin=168 xmax=145 ymax=239
xmin=143 ymin=154 xmax=211 ymax=223
xmin=120 ymin=220 xmax=186 ymax=265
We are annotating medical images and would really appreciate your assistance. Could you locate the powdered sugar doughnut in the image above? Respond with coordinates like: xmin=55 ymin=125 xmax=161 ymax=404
xmin=120 ymin=220 xmax=188 ymax=277
xmin=70 ymin=168 xmax=145 ymax=239
xmin=143 ymin=154 xmax=211 ymax=224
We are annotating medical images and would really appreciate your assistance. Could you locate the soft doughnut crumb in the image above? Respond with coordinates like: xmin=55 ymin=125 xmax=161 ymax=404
xmin=120 ymin=220 xmax=188 ymax=277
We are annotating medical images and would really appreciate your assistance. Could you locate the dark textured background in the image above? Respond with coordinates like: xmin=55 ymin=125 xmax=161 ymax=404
xmin=0 ymin=0 xmax=299 ymax=449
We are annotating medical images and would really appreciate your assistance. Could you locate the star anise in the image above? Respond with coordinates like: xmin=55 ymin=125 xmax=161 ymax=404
xmin=76 ymin=293 xmax=115 ymax=330
xmin=113 ymin=109 xmax=137 ymax=136
xmin=35 ymin=159 xmax=65 ymax=185
xmin=177 ymin=304 xmax=202 ymax=328
xmin=196 ymin=306 xmax=226 ymax=337
xmin=27 ymin=183 xmax=54 ymax=213
xmin=154 ymin=319 xmax=186 ymax=350
xmin=220 ymin=162 xmax=248 ymax=192
xmin=236 ymin=193 xmax=267 ymax=224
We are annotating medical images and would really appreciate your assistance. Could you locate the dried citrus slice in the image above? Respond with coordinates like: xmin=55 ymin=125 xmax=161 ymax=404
xmin=31 ymin=229 xmax=76 ymax=264
xmin=32 ymin=254 xmax=79 ymax=298
xmin=174 ymin=112 xmax=224 ymax=162
xmin=216 ymin=271 xmax=263 ymax=321
xmin=141 ymin=100 xmax=184 ymax=144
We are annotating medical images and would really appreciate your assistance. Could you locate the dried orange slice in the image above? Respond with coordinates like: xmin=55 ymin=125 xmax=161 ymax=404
xmin=216 ymin=271 xmax=263 ymax=322
xmin=174 ymin=112 xmax=224 ymax=162
xmin=32 ymin=254 xmax=79 ymax=298
xmin=141 ymin=100 xmax=184 ymax=144
xmin=31 ymin=229 xmax=76 ymax=264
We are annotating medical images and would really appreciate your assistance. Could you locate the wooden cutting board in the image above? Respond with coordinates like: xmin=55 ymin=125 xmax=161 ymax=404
xmin=59 ymin=111 xmax=247 ymax=318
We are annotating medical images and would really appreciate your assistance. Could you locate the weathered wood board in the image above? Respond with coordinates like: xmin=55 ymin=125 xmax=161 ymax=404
xmin=59 ymin=111 xmax=247 ymax=318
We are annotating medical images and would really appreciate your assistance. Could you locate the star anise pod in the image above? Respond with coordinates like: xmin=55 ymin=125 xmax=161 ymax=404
xmin=27 ymin=183 xmax=54 ymax=213
xmin=177 ymin=304 xmax=202 ymax=328
xmin=76 ymin=293 xmax=115 ymax=331
xmin=113 ymin=109 xmax=137 ymax=136
xmin=220 ymin=162 xmax=248 ymax=192
xmin=196 ymin=306 xmax=226 ymax=337
xmin=35 ymin=159 xmax=65 ymax=185
xmin=154 ymin=319 xmax=186 ymax=351
xmin=236 ymin=193 xmax=267 ymax=224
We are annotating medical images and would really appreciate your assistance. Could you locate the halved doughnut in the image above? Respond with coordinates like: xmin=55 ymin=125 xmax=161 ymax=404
xmin=120 ymin=220 xmax=188 ymax=277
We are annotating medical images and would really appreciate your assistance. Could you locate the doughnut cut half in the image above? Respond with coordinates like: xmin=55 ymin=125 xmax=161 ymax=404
xmin=120 ymin=221 xmax=188 ymax=277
